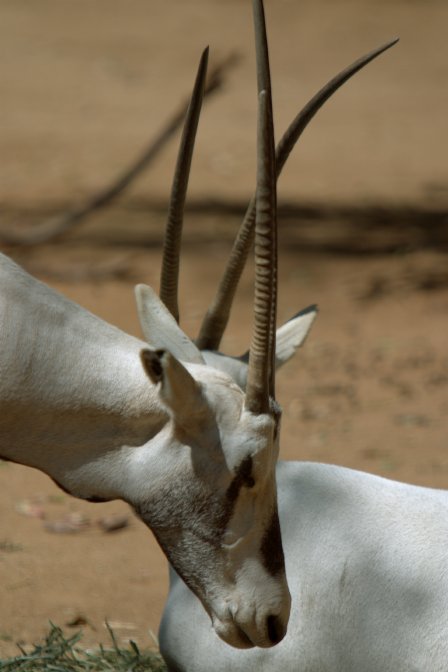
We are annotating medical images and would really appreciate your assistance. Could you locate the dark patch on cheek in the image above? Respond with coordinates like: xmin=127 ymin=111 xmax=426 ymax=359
xmin=226 ymin=456 xmax=254 ymax=502
xmin=134 ymin=455 xmax=259 ymax=602
xmin=260 ymin=511 xmax=285 ymax=576
xmin=197 ymin=455 xmax=255 ymax=543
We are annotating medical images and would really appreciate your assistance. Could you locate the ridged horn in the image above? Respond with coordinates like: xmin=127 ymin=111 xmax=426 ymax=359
xmin=159 ymin=46 xmax=209 ymax=323
xmin=196 ymin=37 xmax=399 ymax=351
xmin=245 ymin=0 xmax=277 ymax=414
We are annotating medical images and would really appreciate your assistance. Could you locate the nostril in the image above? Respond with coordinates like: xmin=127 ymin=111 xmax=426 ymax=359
xmin=266 ymin=614 xmax=285 ymax=645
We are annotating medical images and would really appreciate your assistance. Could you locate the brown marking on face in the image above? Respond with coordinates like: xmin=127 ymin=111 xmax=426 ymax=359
xmin=225 ymin=455 xmax=254 ymax=504
xmin=133 ymin=454 xmax=258 ymax=601
xmin=260 ymin=510 xmax=284 ymax=576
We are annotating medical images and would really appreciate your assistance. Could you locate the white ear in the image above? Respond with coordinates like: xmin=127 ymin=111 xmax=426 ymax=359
xmin=202 ymin=305 xmax=318 ymax=389
xmin=140 ymin=349 xmax=206 ymax=424
xmin=275 ymin=304 xmax=318 ymax=369
xmin=135 ymin=284 xmax=204 ymax=365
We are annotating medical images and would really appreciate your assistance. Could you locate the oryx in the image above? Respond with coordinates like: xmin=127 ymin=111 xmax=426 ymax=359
xmin=1 ymin=0 xmax=401 ymax=658
xmin=157 ymin=3 xmax=448 ymax=671
xmin=0 ymin=40 xmax=291 ymax=653
xmin=0 ymin=0 xmax=353 ymax=647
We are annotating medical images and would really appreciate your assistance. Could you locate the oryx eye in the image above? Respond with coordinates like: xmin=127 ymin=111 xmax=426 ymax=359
xmin=245 ymin=475 xmax=255 ymax=489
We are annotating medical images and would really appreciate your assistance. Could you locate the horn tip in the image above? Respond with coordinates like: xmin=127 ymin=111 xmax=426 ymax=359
xmin=201 ymin=45 xmax=210 ymax=64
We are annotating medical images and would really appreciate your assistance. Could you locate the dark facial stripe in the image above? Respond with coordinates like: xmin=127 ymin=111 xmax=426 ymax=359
xmin=260 ymin=510 xmax=284 ymax=576
xmin=225 ymin=456 xmax=254 ymax=505
xmin=210 ymin=455 xmax=255 ymax=543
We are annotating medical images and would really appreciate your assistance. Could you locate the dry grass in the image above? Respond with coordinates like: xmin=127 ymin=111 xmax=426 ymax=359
xmin=0 ymin=623 xmax=167 ymax=672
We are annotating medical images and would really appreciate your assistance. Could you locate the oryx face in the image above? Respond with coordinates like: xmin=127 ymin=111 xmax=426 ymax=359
xmin=133 ymin=0 xmax=295 ymax=650
xmin=133 ymin=361 xmax=290 ymax=648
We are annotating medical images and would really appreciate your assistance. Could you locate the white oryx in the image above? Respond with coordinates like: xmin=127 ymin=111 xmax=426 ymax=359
xmin=158 ymin=3 xmax=448 ymax=672
xmin=1 ymin=0 xmax=415 ymax=663
xmin=0 ymin=44 xmax=295 ymax=652
xmin=0 ymin=0 xmax=354 ymax=646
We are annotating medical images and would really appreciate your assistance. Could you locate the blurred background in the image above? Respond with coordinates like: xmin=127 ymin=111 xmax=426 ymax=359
xmin=2 ymin=0 xmax=448 ymax=208
xmin=0 ymin=0 xmax=447 ymax=660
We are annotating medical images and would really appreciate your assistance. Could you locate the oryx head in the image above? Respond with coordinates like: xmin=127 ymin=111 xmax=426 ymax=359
xmin=129 ymin=0 xmax=289 ymax=649
xmin=131 ymin=0 xmax=397 ymax=649
xmin=134 ymin=346 xmax=288 ymax=649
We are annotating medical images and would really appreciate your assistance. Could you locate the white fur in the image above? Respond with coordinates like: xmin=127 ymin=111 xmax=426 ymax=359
xmin=135 ymin=284 xmax=204 ymax=364
xmin=0 ymin=253 xmax=290 ymax=649
xmin=160 ymin=461 xmax=448 ymax=671
xmin=136 ymin=282 xmax=318 ymax=390
xmin=201 ymin=306 xmax=317 ymax=389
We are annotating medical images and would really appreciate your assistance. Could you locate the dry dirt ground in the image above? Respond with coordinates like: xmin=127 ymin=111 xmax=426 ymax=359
xmin=0 ymin=0 xmax=447 ymax=660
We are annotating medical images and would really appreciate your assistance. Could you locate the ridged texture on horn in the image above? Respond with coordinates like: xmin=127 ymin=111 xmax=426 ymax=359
xmin=246 ymin=0 xmax=277 ymax=415
xmin=196 ymin=37 xmax=399 ymax=351
xmin=246 ymin=90 xmax=276 ymax=414
xmin=160 ymin=47 xmax=209 ymax=323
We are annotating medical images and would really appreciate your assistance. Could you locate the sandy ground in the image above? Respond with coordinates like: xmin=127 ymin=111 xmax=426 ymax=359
xmin=0 ymin=0 xmax=447 ymax=660
xmin=1 ymin=0 xmax=447 ymax=209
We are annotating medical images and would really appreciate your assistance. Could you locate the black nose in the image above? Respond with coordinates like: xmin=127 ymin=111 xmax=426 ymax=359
xmin=266 ymin=614 xmax=286 ymax=645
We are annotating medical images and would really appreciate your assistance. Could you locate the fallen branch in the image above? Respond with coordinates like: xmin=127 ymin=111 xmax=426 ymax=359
xmin=0 ymin=52 xmax=239 ymax=246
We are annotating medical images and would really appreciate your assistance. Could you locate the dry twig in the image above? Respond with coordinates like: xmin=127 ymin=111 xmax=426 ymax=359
xmin=0 ymin=53 xmax=239 ymax=246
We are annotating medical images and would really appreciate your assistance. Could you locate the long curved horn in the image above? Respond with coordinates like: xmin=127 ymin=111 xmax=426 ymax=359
xmin=196 ymin=37 xmax=399 ymax=351
xmin=245 ymin=0 xmax=277 ymax=414
xmin=159 ymin=47 xmax=209 ymax=323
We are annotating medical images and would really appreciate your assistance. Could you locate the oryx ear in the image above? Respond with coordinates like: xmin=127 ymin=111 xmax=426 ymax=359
xmin=274 ymin=304 xmax=318 ymax=369
xmin=240 ymin=304 xmax=318 ymax=369
xmin=135 ymin=284 xmax=204 ymax=365
xmin=140 ymin=348 xmax=205 ymax=423
xmin=201 ymin=305 xmax=318 ymax=390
